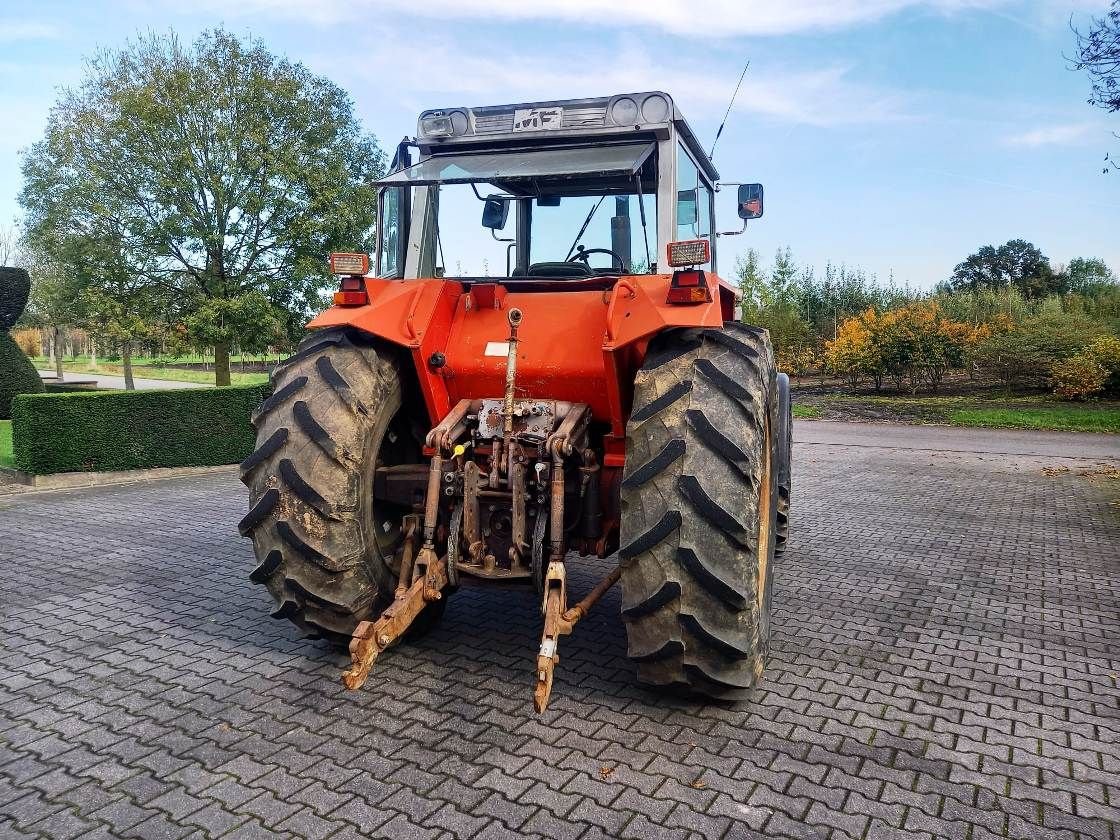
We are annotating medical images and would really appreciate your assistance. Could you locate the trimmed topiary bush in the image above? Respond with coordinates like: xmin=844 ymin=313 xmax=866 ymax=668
xmin=0 ymin=266 xmax=45 ymax=419
xmin=11 ymin=384 xmax=269 ymax=474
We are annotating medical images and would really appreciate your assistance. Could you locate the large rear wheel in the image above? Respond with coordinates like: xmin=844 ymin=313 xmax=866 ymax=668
xmin=775 ymin=372 xmax=792 ymax=559
xmin=239 ymin=327 xmax=441 ymax=644
xmin=620 ymin=323 xmax=778 ymax=698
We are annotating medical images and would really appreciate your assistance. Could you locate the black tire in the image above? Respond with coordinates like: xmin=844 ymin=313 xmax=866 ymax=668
xmin=774 ymin=372 xmax=792 ymax=559
xmin=239 ymin=327 xmax=441 ymax=644
xmin=620 ymin=322 xmax=778 ymax=698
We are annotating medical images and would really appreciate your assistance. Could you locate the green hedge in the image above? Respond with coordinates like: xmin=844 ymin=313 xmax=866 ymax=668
xmin=11 ymin=384 xmax=269 ymax=474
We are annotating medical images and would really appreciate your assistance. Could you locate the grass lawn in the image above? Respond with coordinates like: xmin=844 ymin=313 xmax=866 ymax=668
xmin=0 ymin=420 xmax=12 ymax=468
xmin=792 ymin=404 xmax=822 ymax=419
xmin=792 ymin=390 xmax=1120 ymax=433
xmin=39 ymin=361 xmax=270 ymax=387
xmin=32 ymin=352 xmax=281 ymax=366
xmin=950 ymin=407 xmax=1120 ymax=434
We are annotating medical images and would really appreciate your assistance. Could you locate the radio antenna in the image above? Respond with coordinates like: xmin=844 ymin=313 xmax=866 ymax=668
xmin=708 ymin=60 xmax=750 ymax=161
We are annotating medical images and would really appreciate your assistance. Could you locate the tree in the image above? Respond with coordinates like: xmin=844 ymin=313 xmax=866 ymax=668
xmin=0 ymin=222 xmax=21 ymax=267
xmin=947 ymin=240 xmax=1065 ymax=299
xmin=823 ymin=311 xmax=880 ymax=390
xmin=770 ymin=246 xmax=799 ymax=300
xmin=19 ymin=28 xmax=384 ymax=386
xmin=824 ymin=303 xmax=987 ymax=393
xmin=19 ymin=242 xmax=83 ymax=383
xmin=1073 ymin=2 xmax=1120 ymax=114
xmin=736 ymin=248 xmax=766 ymax=318
xmin=736 ymin=247 xmax=814 ymax=359
xmin=1072 ymin=2 xmax=1120 ymax=173
xmin=975 ymin=313 xmax=1109 ymax=388
xmin=1067 ymin=256 xmax=1116 ymax=294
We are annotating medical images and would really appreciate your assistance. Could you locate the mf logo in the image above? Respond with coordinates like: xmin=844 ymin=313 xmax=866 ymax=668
xmin=512 ymin=107 xmax=563 ymax=132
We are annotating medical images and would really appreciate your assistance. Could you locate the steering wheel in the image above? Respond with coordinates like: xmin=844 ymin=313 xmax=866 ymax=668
xmin=568 ymin=246 xmax=626 ymax=272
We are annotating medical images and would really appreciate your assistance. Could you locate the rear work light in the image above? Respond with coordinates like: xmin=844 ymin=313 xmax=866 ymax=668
xmin=329 ymin=252 xmax=369 ymax=276
xmin=666 ymin=239 xmax=710 ymax=268
xmin=329 ymin=252 xmax=370 ymax=306
xmin=666 ymin=269 xmax=712 ymax=305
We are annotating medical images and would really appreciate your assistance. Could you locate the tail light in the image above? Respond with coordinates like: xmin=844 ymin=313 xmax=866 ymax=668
xmin=330 ymin=252 xmax=370 ymax=306
xmin=666 ymin=269 xmax=712 ymax=305
xmin=666 ymin=239 xmax=710 ymax=268
xmin=333 ymin=274 xmax=369 ymax=306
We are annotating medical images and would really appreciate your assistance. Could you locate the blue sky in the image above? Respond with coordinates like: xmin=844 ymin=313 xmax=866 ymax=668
xmin=1 ymin=0 xmax=1118 ymax=288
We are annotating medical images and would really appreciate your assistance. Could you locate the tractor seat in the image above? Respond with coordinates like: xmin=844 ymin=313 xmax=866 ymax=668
xmin=513 ymin=261 xmax=594 ymax=279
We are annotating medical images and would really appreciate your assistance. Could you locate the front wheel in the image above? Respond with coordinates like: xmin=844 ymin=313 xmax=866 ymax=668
xmin=620 ymin=323 xmax=779 ymax=698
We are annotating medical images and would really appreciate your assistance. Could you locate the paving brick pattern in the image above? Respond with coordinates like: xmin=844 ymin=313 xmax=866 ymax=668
xmin=0 ymin=437 xmax=1118 ymax=839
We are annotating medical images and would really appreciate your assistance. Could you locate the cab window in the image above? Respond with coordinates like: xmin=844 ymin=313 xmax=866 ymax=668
xmin=675 ymin=143 xmax=712 ymax=268
xmin=377 ymin=187 xmax=405 ymax=277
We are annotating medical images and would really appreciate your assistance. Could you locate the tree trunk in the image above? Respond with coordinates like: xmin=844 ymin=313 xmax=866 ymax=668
xmin=90 ymin=339 xmax=97 ymax=369
xmin=53 ymin=325 xmax=64 ymax=382
xmin=214 ymin=341 xmax=231 ymax=386
xmin=122 ymin=344 xmax=135 ymax=391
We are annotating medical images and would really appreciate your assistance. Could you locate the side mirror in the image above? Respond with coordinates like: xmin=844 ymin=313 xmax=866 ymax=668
xmin=737 ymin=184 xmax=763 ymax=220
xmin=481 ymin=196 xmax=510 ymax=230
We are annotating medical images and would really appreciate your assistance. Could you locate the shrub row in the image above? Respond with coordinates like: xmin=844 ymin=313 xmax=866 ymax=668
xmin=11 ymin=384 xmax=269 ymax=474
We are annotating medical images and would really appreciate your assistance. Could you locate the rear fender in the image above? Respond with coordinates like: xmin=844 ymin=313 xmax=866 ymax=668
xmin=308 ymin=279 xmax=461 ymax=422
xmin=306 ymin=274 xmax=735 ymax=431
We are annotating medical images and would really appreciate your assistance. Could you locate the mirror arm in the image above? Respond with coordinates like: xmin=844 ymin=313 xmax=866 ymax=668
xmin=486 ymin=229 xmax=516 ymax=277
xmin=716 ymin=220 xmax=748 ymax=238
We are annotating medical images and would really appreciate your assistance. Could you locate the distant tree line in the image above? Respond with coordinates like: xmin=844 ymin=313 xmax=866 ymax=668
xmin=737 ymin=242 xmax=1120 ymax=399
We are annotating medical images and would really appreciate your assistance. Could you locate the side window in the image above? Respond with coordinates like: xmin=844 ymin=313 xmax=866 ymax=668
xmin=675 ymin=143 xmax=712 ymax=267
xmin=377 ymin=187 xmax=404 ymax=277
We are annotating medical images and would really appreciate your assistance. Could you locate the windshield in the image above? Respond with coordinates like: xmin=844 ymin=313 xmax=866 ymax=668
xmin=378 ymin=143 xmax=660 ymax=279
xmin=530 ymin=193 xmax=655 ymax=271
xmin=425 ymin=185 xmax=656 ymax=278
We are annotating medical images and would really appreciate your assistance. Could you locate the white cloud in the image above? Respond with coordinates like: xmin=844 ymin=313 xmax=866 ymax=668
xmin=0 ymin=21 xmax=59 ymax=43
xmin=329 ymin=36 xmax=914 ymax=127
xmin=172 ymin=0 xmax=1005 ymax=35
xmin=1003 ymin=122 xmax=1097 ymax=147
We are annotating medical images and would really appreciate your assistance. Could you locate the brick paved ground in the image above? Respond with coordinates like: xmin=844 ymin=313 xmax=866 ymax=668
xmin=1 ymin=428 xmax=1118 ymax=840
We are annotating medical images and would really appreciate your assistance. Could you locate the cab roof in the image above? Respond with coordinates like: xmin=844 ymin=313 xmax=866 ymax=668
xmin=414 ymin=91 xmax=718 ymax=181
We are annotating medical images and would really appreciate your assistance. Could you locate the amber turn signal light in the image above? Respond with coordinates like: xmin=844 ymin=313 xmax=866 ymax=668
xmin=666 ymin=269 xmax=712 ymax=305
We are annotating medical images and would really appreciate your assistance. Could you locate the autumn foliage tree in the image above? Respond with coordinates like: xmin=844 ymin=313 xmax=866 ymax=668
xmin=824 ymin=303 xmax=988 ymax=392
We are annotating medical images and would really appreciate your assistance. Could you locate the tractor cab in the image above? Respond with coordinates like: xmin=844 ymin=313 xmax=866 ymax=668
xmin=373 ymin=92 xmax=762 ymax=283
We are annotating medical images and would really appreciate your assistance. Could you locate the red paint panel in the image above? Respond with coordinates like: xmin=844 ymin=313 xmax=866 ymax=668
xmin=443 ymin=289 xmax=613 ymax=419
xmin=304 ymin=273 xmax=732 ymax=431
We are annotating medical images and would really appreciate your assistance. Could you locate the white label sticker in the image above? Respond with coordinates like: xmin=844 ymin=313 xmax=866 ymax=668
xmin=484 ymin=341 xmax=510 ymax=357
xmin=512 ymin=107 xmax=563 ymax=132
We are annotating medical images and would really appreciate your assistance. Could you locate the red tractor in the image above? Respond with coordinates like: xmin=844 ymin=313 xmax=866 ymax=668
xmin=240 ymin=92 xmax=792 ymax=712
